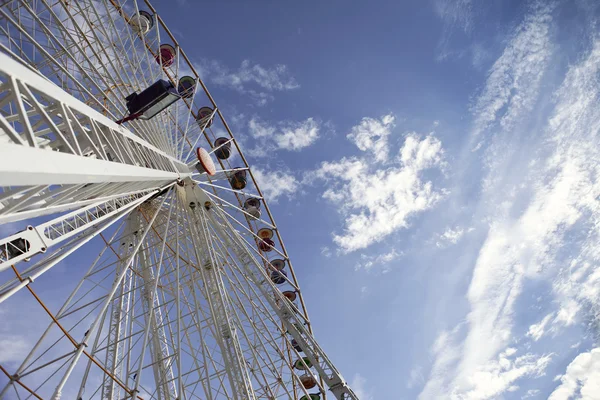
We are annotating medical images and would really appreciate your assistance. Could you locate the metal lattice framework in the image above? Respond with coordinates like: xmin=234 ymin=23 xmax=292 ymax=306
xmin=0 ymin=1 xmax=358 ymax=399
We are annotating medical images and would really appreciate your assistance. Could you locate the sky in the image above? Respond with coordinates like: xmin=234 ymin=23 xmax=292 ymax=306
xmin=3 ymin=0 xmax=600 ymax=399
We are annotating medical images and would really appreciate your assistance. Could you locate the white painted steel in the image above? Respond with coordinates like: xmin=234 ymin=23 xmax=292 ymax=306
xmin=0 ymin=0 xmax=358 ymax=399
xmin=0 ymin=144 xmax=182 ymax=186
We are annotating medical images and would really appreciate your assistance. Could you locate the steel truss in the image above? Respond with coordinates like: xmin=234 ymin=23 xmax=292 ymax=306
xmin=0 ymin=0 xmax=358 ymax=399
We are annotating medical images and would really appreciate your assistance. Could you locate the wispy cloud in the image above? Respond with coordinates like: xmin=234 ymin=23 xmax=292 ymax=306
xmin=526 ymin=313 xmax=554 ymax=342
xmin=435 ymin=226 xmax=470 ymax=248
xmin=434 ymin=0 xmax=473 ymax=33
xmin=457 ymin=350 xmax=552 ymax=399
xmin=419 ymin=4 xmax=600 ymax=399
xmin=470 ymin=2 xmax=554 ymax=144
xmin=356 ymin=249 xmax=402 ymax=273
xmin=434 ymin=0 xmax=474 ymax=60
xmin=246 ymin=117 xmax=322 ymax=156
xmin=310 ymin=128 xmax=446 ymax=252
xmin=200 ymin=59 xmax=298 ymax=105
xmin=523 ymin=389 xmax=541 ymax=399
xmin=351 ymin=373 xmax=374 ymax=400
xmin=421 ymin=339 xmax=552 ymax=399
xmin=407 ymin=366 xmax=425 ymax=389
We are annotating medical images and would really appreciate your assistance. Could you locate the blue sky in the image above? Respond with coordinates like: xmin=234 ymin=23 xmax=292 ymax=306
xmin=159 ymin=0 xmax=600 ymax=398
xmin=3 ymin=0 xmax=600 ymax=399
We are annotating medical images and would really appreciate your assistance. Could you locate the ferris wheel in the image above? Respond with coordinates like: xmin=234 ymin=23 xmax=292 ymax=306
xmin=0 ymin=1 xmax=359 ymax=399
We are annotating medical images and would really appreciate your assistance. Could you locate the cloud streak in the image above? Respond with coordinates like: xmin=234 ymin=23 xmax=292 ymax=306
xmin=470 ymin=2 xmax=554 ymax=143
xmin=419 ymin=4 xmax=600 ymax=399
xmin=356 ymin=249 xmax=402 ymax=272
xmin=200 ymin=59 xmax=298 ymax=105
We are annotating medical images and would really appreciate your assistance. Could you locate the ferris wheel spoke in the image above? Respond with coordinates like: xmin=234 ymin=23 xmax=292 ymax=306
xmin=212 ymin=199 xmax=276 ymax=232
xmin=0 ymin=181 xmax=169 ymax=226
xmin=207 ymin=259 xmax=288 ymax=397
xmin=0 ymin=4 xmax=119 ymax=116
xmin=229 ymin=231 xmax=299 ymax=292
xmin=184 ymin=206 xmax=255 ymax=399
xmin=206 ymin=221 xmax=315 ymax=399
xmin=181 ymin=107 xmax=218 ymax=163
xmin=168 ymin=208 xmax=241 ymax=398
xmin=208 ymin=243 xmax=302 ymax=398
xmin=0 ymin=223 xmax=150 ymax=399
xmin=197 ymin=180 xmax=261 ymax=202
xmin=208 ymin=214 xmax=310 ymax=352
xmin=60 ymin=193 xmax=168 ymax=400
xmin=206 ymin=204 xmax=361 ymax=399
xmin=69 ymin=1 xmax=157 ymax=96
xmin=214 ymin=210 xmax=291 ymax=262
xmin=107 ymin=200 xmax=238 ymax=400
xmin=174 ymin=81 xmax=203 ymax=161
xmin=0 ymin=219 xmax=129 ymax=394
xmin=100 ymin=2 xmax=186 ymax=156
xmin=172 ymin=289 xmax=230 ymax=399
xmin=189 ymin=193 xmax=317 ymax=399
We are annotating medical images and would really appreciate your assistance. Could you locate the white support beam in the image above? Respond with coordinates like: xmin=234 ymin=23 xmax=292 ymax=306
xmin=0 ymin=143 xmax=184 ymax=186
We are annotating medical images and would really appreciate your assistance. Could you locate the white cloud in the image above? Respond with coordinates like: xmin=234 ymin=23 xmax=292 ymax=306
xmin=246 ymin=117 xmax=321 ymax=156
xmin=435 ymin=226 xmax=469 ymax=248
xmin=523 ymin=389 xmax=540 ymax=399
xmin=535 ymin=38 xmax=600 ymax=336
xmin=419 ymin=5 xmax=600 ymax=400
xmin=548 ymin=348 xmax=600 ymax=400
xmin=437 ymin=136 xmax=590 ymax=396
xmin=420 ymin=326 xmax=464 ymax=399
xmin=553 ymin=259 xmax=600 ymax=332
xmin=248 ymin=118 xmax=277 ymax=139
xmin=273 ymin=119 xmax=320 ymax=151
xmin=526 ymin=313 xmax=554 ymax=341
xmin=207 ymin=59 xmax=298 ymax=91
xmin=451 ymin=350 xmax=552 ymax=400
xmin=422 ymin=338 xmax=552 ymax=400
xmin=200 ymin=59 xmax=298 ymax=105
xmin=400 ymin=134 xmax=445 ymax=171
xmin=356 ymin=249 xmax=402 ymax=273
xmin=321 ymin=246 xmax=332 ymax=258
xmin=311 ymin=133 xmax=446 ymax=252
xmin=251 ymin=166 xmax=299 ymax=203
xmin=351 ymin=373 xmax=374 ymax=400
xmin=347 ymin=114 xmax=395 ymax=162
xmin=470 ymin=2 xmax=554 ymax=143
